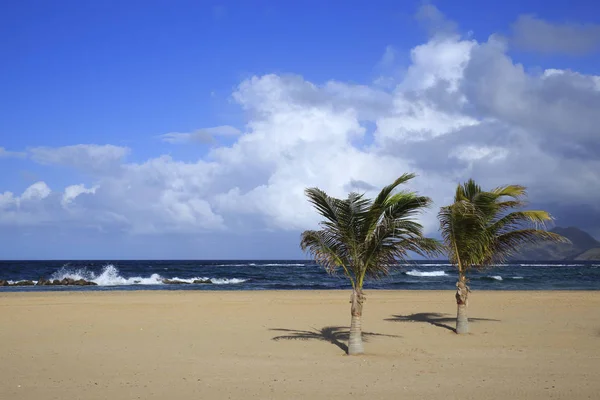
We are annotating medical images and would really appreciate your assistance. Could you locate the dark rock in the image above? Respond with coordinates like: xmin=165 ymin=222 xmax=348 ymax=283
xmin=73 ymin=279 xmax=97 ymax=286
xmin=0 ymin=280 xmax=8 ymax=286
xmin=162 ymin=279 xmax=190 ymax=285
xmin=60 ymin=278 xmax=77 ymax=286
xmin=14 ymin=280 xmax=35 ymax=286
xmin=52 ymin=280 xmax=61 ymax=285
xmin=37 ymin=277 xmax=51 ymax=286
xmin=192 ymin=279 xmax=212 ymax=284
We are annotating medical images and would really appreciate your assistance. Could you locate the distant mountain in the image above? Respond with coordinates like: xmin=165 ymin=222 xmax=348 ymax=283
xmin=512 ymin=226 xmax=600 ymax=261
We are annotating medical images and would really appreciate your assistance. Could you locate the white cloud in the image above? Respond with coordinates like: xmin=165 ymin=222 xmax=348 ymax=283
xmin=2 ymin=5 xmax=600 ymax=241
xmin=0 ymin=191 xmax=17 ymax=208
xmin=62 ymin=184 xmax=97 ymax=207
xmin=511 ymin=14 xmax=600 ymax=55
xmin=29 ymin=144 xmax=129 ymax=173
xmin=450 ymin=145 xmax=508 ymax=163
xmin=0 ymin=147 xmax=26 ymax=158
xmin=160 ymin=125 xmax=242 ymax=144
xmin=400 ymin=36 xmax=475 ymax=92
xmin=0 ymin=182 xmax=53 ymax=225
xmin=415 ymin=4 xmax=458 ymax=38
xmin=463 ymin=35 xmax=600 ymax=145
xmin=20 ymin=182 xmax=51 ymax=201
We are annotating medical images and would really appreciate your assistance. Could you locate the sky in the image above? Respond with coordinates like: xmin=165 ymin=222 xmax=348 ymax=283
xmin=1 ymin=0 xmax=600 ymax=259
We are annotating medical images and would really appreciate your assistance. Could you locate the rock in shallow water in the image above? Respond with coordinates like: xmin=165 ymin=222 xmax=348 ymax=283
xmin=14 ymin=280 xmax=35 ymax=286
xmin=162 ymin=279 xmax=190 ymax=285
xmin=161 ymin=279 xmax=213 ymax=284
xmin=0 ymin=277 xmax=99 ymax=287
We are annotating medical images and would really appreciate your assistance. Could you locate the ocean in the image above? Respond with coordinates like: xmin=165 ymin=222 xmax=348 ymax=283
xmin=0 ymin=260 xmax=599 ymax=292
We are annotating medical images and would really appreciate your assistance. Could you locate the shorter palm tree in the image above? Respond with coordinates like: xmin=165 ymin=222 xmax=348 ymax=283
xmin=301 ymin=173 xmax=441 ymax=355
xmin=438 ymin=179 xmax=568 ymax=334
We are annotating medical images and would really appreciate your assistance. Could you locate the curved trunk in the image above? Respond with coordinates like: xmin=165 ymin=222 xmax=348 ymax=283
xmin=348 ymin=288 xmax=364 ymax=355
xmin=455 ymin=275 xmax=470 ymax=334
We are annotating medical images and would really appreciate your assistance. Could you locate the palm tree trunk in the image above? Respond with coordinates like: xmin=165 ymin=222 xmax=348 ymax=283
xmin=348 ymin=288 xmax=364 ymax=355
xmin=455 ymin=274 xmax=470 ymax=334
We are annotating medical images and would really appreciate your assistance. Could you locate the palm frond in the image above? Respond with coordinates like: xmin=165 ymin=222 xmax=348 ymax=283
xmin=364 ymin=173 xmax=416 ymax=239
xmin=488 ymin=210 xmax=553 ymax=235
xmin=486 ymin=229 xmax=569 ymax=264
xmin=301 ymin=173 xmax=438 ymax=290
xmin=489 ymin=184 xmax=527 ymax=199
xmin=439 ymin=179 xmax=569 ymax=273
xmin=300 ymin=230 xmax=355 ymax=286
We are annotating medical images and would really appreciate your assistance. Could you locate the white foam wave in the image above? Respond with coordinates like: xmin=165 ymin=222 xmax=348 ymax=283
xmin=210 ymin=278 xmax=247 ymax=285
xmin=215 ymin=264 xmax=248 ymax=267
xmin=512 ymin=276 xmax=524 ymax=279
xmin=49 ymin=265 xmax=245 ymax=286
xmin=519 ymin=264 xmax=586 ymax=267
xmin=488 ymin=275 xmax=503 ymax=281
xmin=405 ymin=270 xmax=448 ymax=277
xmin=166 ymin=276 xmax=247 ymax=285
xmin=398 ymin=263 xmax=451 ymax=267
xmin=261 ymin=263 xmax=305 ymax=267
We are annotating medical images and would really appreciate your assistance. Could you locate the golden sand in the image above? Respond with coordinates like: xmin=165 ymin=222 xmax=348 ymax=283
xmin=1 ymin=290 xmax=599 ymax=399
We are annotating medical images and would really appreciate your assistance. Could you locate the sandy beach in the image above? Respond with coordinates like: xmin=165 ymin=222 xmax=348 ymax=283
xmin=1 ymin=290 xmax=599 ymax=399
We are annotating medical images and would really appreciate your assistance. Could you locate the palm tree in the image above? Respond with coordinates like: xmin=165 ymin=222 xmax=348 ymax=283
xmin=438 ymin=179 xmax=568 ymax=334
xmin=300 ymin=173 xmax=441 ymax=355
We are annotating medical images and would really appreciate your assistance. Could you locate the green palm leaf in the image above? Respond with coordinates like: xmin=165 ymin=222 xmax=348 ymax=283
xmin=301 ymin=174 xmax=443 ymax=288
xmin=439 ymin=179 xmax=569 ymax=273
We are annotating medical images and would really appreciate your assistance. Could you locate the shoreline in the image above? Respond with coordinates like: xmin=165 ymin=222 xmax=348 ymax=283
xmin=2 ymin=290 xmax=599 ymax=399
xmin=1 ymin=288 xmax=599 ymax=297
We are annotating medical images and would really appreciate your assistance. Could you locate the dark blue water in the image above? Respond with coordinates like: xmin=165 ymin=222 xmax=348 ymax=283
xmin=1 ymin=260 xmax=599 ymax=292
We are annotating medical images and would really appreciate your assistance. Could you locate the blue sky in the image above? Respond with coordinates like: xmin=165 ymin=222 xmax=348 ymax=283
xmin=1 ymin=1 xmax=600 ymax=259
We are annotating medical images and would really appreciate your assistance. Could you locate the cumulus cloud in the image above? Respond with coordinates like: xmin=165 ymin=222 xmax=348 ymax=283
xmin=2 ymin=5 xmax=600 ymax=243
xmin=21 ymin=182 xmax=51 ymax=201
xmin=510 ymin=14 xmax=600 ymax=55
xmin=160 ymin=125 xmax=242 ymax=144
xmin=62 ymin=184 xmax=97 ymax=207
xmin=0 ymin=182 xmax=54 ymax=226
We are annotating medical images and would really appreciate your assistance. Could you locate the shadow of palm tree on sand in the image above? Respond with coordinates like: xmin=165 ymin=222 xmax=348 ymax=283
xmin=270 ymin=326 xmax=400 ymax=353
xmin=385 ymin=313 xmax=500 ymax=333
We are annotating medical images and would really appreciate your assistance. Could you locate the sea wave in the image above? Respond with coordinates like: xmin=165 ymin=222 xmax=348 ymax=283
xmin=248 ymin=263 xmax=306 ymax=267
xmin=404 ymin=269 xmax=448 ymax=277
xmin=519 ymin=263 xmax=587 ymax=267
xmin=482 ymin=275 xmax=503 ymax=281
xmin=165 ymin=277 xmax=247 ymax=285
xmin=49 ymin=265 xmax=246 ymax=286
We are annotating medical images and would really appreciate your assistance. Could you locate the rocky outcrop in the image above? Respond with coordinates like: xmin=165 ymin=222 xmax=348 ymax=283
xmin=0 ymin=277 xmax=98 ymax=287
xmin=162 ymin=279 xmax=189 ymax=285
xmin=161 ymin=279 xmax=212 ymax=284
xmin=14 ymin=280 xmax=35 ymax=286
xmin=1 ymin=277 xmax=213 ymax=287
xmin=58 ymin=278 xmax=97 ymax=286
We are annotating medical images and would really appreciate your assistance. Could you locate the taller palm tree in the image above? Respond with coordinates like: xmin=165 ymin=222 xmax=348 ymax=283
xmin=301 ymin=173 xmax=441 ymax=355
xmin=438 ymin=179 xmax=568 ymax=334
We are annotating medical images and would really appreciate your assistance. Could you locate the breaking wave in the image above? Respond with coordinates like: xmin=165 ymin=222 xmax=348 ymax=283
xmin=49 ymin=265 xmax=246 ymax=286
xmin=404 ymin=270 xmax=448 ymax=277
xmin=482 ymin=275 xmax=503 ymax=281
